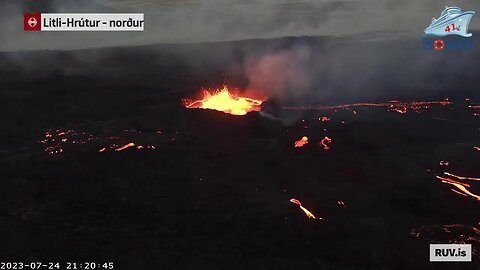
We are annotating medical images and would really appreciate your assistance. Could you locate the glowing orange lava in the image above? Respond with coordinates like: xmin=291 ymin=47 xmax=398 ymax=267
xmin=40 ymin=128 xmax=158 ymax=155
xmin=436 ymin=172 xmax=480 ymax=201
xmin=411 ymin=224 xmax=480 ymax=250
xmin=40 ymin=129 xmax=96 ymax=155
xmin=99 ymin=143 xmax=155 ymax=153
xmin=283 ymin=100 xmax=451 ymax=114
xmin=294 ymin=136 xmax=309 ymax=148
xmin=290 ymin=198 xmax=316 ymax=219
xmin=183 ymin=85 xmax=263 ymax=115
xmin=444 ymin=172 xmax=480 ymax=182
xmin=115 ymin=143 xmax=135 ymax=152
xmin=320 ymin=136 xmax=332 ymax=150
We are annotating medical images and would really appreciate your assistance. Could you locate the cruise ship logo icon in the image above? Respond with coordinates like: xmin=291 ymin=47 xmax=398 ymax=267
xmin=424 ymin=6 xmax=475 ymax=37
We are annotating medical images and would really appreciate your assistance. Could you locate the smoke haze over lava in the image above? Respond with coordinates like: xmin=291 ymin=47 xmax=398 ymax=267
xmin=1 ymin=1 xmax=480 ymax=269
xmin=1 ymin=0 xmax=480 ymax=51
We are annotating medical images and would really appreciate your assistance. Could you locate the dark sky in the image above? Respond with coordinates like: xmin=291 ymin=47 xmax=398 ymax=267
xmin=1 ymin=0 xmax=479 ymax=51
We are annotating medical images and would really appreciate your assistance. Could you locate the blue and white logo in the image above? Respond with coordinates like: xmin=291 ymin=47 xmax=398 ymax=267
xmin=424 ymin=6 xmax=475 ymax=37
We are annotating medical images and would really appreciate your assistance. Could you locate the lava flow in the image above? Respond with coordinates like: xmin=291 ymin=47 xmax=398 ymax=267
xmin=411 ymin=224 xmax=480 ymax=254
xmin=115 ymin=143 xmax=136 ymax=152
xmin=294 ymin=136 xmax=309 ymax=148
xmin=183 ymin=85 xmax=263 ymax=115
xmin=40 ymin=128 xmax=157 ymax=155
xmin=283 ymin=100 xmax=451 ymax=114
xmin=436 ymin=172 xmax=480 ymax=201
xmin=290 ymin=198 xmax=317 ymax=219
xmin=320 ymin=136 xmax=332 ymax=150
xmin=40 ymin=129 xmax=96 ymax=154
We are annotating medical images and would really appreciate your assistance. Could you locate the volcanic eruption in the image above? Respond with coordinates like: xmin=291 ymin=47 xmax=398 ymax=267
xmin=183 ymin=85 xmax=263 ymax=115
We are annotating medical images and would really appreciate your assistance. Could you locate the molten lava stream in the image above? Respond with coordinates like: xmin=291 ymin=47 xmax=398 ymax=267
xmin=282 ymin=100 xmax=451 ymax=114
xmin=183 ymin=85 xmax=263 ymax=115
xmin=290 ymin=198 xmax=318 ymax=219
xmin=436 ymin=172 xmax=480 ymax=201
xmin=115 ymin=143 xmax=135 ymax=152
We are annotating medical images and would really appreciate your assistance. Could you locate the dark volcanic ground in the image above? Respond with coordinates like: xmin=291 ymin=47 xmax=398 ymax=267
xmin=0 ymin=36 xmax=480 ymax=270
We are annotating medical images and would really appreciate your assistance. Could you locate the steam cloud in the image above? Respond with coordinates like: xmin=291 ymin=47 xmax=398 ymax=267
xmin=245 ymin=45 xmax=313 ymax=102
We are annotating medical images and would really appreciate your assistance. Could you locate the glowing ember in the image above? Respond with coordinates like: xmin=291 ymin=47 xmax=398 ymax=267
xmin=290 ymin=198 xmax=316 ymax=219
xmin=439 ymin=161 xmax=449 ymax=166
xmin=410 ymin=224 xmax=480 ymax=244
xmin=337 ymin=200 xmax=346 ymax=207
xmin=183 ymin=85 xmax=263 ymax=115
xmin=474 ymin=147 xmax=480 ymax=151
xmin=320 ymin=116 xmax=331 ymax=122
xmin=40 ymin=129 xmax=96 ymax=155
xmin=411 ymin=224 xmax=480 ymax=254
xmin=45 ymin=146 xmax=63 ymax=155
xmin=320 ymin=136 xmax=332 ymax=150
xmin=40 ymin=128 xmax=158 ymax=155
xmin=294 ymin=136 xmax=309 ymax=148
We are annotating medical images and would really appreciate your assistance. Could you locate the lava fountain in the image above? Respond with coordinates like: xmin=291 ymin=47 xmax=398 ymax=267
xmin=183 ymin=85 xmax=263 ymax=115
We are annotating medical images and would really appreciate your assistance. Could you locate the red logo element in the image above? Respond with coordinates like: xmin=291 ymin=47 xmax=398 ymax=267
xmin=434 ymin=39 xmax=445 ymax=51
xmin=24 ymin=13 xmax=41 ymax=31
